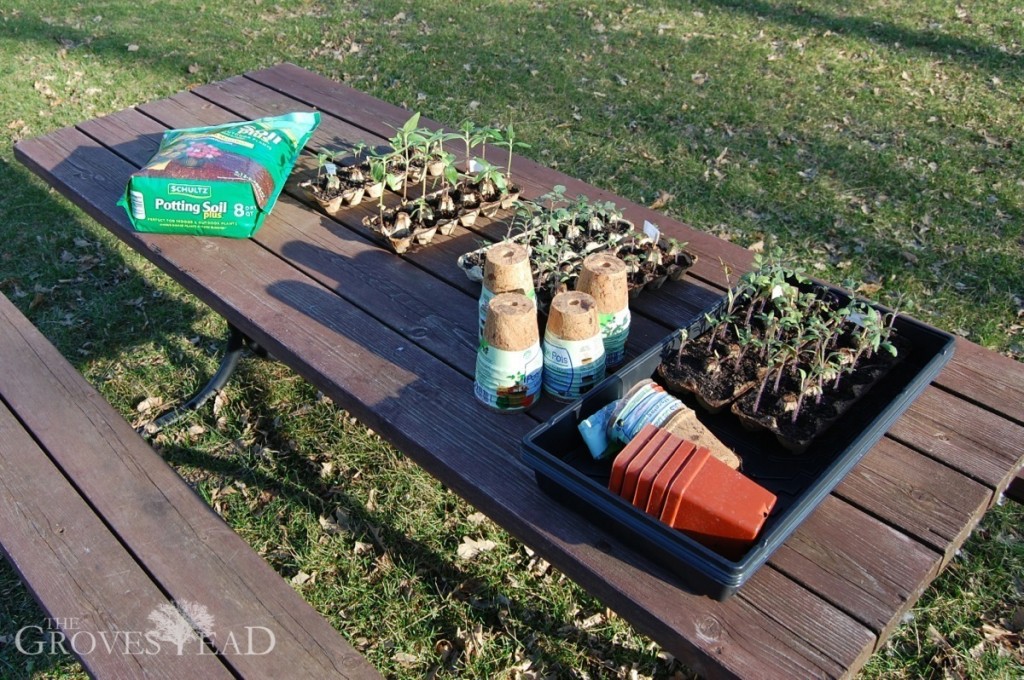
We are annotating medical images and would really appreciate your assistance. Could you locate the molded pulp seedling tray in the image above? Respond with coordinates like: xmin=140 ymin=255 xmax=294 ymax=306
xmin=520 ymin=291 xmax=956 ymax=600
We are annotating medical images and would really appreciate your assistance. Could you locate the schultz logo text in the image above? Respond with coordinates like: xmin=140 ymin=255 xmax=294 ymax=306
xmin=168 ymin=184 xmax=211 ymax=198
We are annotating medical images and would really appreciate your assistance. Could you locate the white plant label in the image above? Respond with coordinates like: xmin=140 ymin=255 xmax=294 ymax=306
xmin=643 ymin=220 xmax=661 ymax=242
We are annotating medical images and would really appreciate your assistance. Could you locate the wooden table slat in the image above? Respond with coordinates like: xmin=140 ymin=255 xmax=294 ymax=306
xmin=769 ymin=495 xmax=940 ymax=643
xmin=886 ymin=387 xmax=1024 ymax=494
xmin=836 ymin=439 xmax=991 ymax=563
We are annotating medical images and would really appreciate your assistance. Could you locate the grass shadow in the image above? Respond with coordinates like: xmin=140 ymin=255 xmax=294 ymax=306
xmin=701 ymin=0 xmax=1022 ymax=79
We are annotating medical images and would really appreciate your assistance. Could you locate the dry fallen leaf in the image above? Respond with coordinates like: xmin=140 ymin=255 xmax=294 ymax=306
xmin=319 ymin=514 xmax=344 ymax=536
xmin=457 ymin=536 xmax=497 ymax=560
xmin=856 ymin=282 xmax=883 ymax=296
xmin=127 ymin=44 xmax=139 ymax=52
xmin=648 ymin=190 xmax=674 ymax=211
xmin=136 ymin=396 xmax=164 ymax=413
xmin=212 ymin=390 xmax=227 ymax=416
xmin=981 ymin=622 xmax=1017 ymax=643
xmin=455 ymin=624 xmax=485 ymax=659
xmin=187 ymin=63 xmax=200 ymax=74
xmin=393 ymin=651 xmax=418 ymax=665
xmin=748 ymin=240 xmax=765 ymax=253
xmin=290 ymin=570 xmax=313 ymax=585
xmin=466 ymin=512 xmax=487 ymax=526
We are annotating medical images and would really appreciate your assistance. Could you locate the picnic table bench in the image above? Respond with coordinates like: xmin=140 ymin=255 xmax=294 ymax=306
xmin=13 ymin=62 xmax=1024 ymax=679
xmin=0 ymin=292 xmax=379 ymax=677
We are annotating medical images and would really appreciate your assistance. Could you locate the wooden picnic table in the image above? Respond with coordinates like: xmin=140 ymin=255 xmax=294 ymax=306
xmin=14 ymin=63 xmax=1024 ymax=679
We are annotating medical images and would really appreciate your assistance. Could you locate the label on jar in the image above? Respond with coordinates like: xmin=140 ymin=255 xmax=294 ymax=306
xmin=474 ymin=341 xmax=543 ymax=411
xmin=542 ymin=332 xmax=606 ymax=401
xmin=598 ymin=307 xmax=631 ymax=369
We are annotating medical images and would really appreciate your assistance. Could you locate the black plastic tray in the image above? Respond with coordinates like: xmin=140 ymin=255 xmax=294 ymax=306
xmin=520 ymin=292 xmax=956 ymax=600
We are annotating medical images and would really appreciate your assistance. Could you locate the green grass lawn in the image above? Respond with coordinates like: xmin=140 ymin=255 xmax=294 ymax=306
xmin=1 ymin=1 xmax=1022 ymax=677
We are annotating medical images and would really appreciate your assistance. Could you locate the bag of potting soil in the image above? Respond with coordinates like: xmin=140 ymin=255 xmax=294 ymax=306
xmin=118 ymin=111 xmax=320 ymax=238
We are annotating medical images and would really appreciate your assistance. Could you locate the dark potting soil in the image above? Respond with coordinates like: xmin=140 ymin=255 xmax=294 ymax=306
xmin=658 ymin=338 xmax=761 ymax=406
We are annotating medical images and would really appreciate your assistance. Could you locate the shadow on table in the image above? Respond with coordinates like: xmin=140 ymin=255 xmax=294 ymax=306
xmin=151 ymin=385 xmax=691 ymax=672
xmin=262 ymin=274 xmax=728 ymax=604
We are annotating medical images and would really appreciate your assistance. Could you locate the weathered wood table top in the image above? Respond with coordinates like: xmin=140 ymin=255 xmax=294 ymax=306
xmin=15 ymin=63 xmax=1024 ymax=679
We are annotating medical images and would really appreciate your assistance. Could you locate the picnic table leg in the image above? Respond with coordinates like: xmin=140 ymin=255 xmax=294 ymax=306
xmin=143 ymin=324 xmax=264 ymax=434
xmin=1007 ymin=470 xmax=1024 ymax=505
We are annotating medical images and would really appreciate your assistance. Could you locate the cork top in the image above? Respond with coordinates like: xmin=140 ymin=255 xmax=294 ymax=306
xmin=545 ymin=291 xmax=600 ymax=341
xmin=577 ymin=253 xmax=628 ymax=314
xmin=483 ymin=292 xmax=540 ymax=352
xmin=484 ymin=242 xmax=533 ymax=295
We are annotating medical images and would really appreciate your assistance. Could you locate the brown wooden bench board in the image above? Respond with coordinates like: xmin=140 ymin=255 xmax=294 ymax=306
xmin=768 ymin=495 xmax=940 ymax=645
xmin=835 ymin=438 xmax=991 ymax=563
xmin=886 ymin=387 xmax=1024 ymax=494
xmin=0 ymin=295 xmax=379 ymax=678
xmin=0 ymin=394 xmax=231 ymax=679
xmin=15 ymin=126 xmax=880 ymax=679
xmin=14 ymin=63 xmax=1024 ymax=678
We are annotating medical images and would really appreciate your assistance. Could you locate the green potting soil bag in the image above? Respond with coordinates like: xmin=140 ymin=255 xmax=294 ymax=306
xmin=118 ymin=111 xmax=320 ymax=238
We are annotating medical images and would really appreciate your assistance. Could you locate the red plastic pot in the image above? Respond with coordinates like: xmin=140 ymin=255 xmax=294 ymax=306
xmin=610 ymin=424 xmax=777 ymax=559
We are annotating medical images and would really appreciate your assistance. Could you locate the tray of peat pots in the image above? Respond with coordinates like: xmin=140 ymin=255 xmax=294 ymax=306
xmin=520 ymin=252 xmax=955 ymax=599
xmin=299 ymin=152 xmax=368 ymax=215
xmin=360 ymin=147 xmax=464 ymax=253
xmin=457 ymin=189 xmax=696 ymax=312
xmin=457 ymin=187 xmax=637 ymax=282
